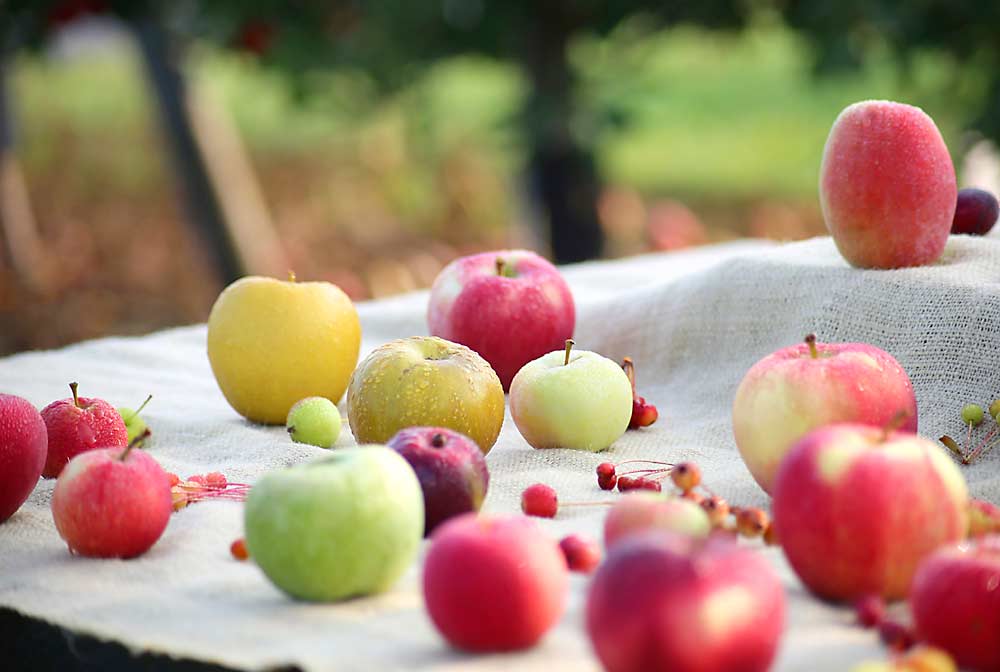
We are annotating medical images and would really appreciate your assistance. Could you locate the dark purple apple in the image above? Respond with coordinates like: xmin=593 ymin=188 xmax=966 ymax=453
xmin=387 ymin=427 xmax=489 ymax=535
xmin=952 ymin=188 xmax=999 ymax=236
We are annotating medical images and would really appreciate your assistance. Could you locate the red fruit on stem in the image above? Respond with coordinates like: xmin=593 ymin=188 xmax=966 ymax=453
xmin=670 ymin=462 xmax=701 ymax=493
xmin=423 ymin=514 xmax=569 ymax=651
xmin=41 ymin=382 xmax=128 ymax=478
xmin=622 ymin=358 xmax=658 ymax=429
xmin=951 ymin=188 xmax=999 ymax=236
xmin=559 ymin=534 xmax=601 ymax=573
xmin=633 ymin=478 xmax=661 ymax=492
xmin=230 ymin=538 xmax=249 ymax=561
xmin=521 ymin=483 xmax=558 ymax=518
xmin=0 ymin=394 xmax=47 ymax=524
xmin=596 ymin=462 xmax=617 ymax=491
xmin=853 ymin=594 xmax=885 ymax=629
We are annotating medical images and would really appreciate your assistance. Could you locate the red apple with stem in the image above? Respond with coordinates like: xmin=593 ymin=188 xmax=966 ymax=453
xmin=772 ymin=420 xmax=968 ymax=602
xmin=733 ymin=334 xmax=917 ymax=494
xmin=910 ymin=535 xmax=1000 ymax=671
xmin=586 ymin=532 xmax=785 ymax=672
xmin=427 ymin=250 xmax=575 ymax=390
xmin=422 ymin=513 xmax=568 ymax=651
xmin=41 ymin=382 xmax=128 ymax=478
xmin=0 ymin=394 xmax=48 ymax=523
xmin=51 ymin=430 xmax=172 ymax=558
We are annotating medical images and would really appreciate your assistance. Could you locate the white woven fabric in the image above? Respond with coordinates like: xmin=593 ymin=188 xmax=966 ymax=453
xmin=2 ymin=236 xmax=998 ymax=671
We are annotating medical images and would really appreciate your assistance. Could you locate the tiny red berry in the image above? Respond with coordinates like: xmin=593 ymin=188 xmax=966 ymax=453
xmin=701 ymin=496 xmax=730 ymax=527
xmin=230 ymin=538 xmax=249 ymax=561
xmin=617 ymin=476 xmax=637 ymax=492
xmin=854 ymin=594 xmax=885 ymax=629
xmin=521 ymin=483 xmax=558 ymax=518
xmin=878 ymin=619 xmax=915 ymax=652
xmin=205 ymin=471 xmax=227 ymax=488
xmin=559 ymin=534 xmax=601 ymax=573
xmin=735 ymin=507 xmax=769 ymax=538
xmin=629 ymin=397 xmax=659 ymax=429
xmin=670 ymin=462 xmax=701 ymax=493
xmin=633 ymin=478 xmax=661 ymax=492
xmin=596 ymin=462 xmax=616 ymax=478
xmin=596 ymin=462 xmax=618 ymax=490
xmin=187 ymin=474 xmax=208 ymax=486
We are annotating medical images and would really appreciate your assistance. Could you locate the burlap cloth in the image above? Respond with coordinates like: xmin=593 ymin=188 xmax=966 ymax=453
xmin=2 ymin=236 xmax=998 ymax=671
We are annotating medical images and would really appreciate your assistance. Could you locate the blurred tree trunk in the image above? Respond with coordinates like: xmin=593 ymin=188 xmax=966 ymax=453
xmin=132 ymin=17 xmax=243 ymax=286
xmin=523 ymin=7 xmax=604 ymax=265
xmin=0 ymin=56 xmax=49 ymax=293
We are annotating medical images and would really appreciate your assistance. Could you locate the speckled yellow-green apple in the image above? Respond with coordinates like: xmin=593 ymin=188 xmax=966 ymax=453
xmin=732 ymin=335 xmax=916 ymax=494
xmin=207 ymin=274 xmax=361 ymax=424
xmin=347 ymin=337 xmax=505 ymax=453
xmin=509 ymin=341 xmax=632 ymax=452
xmin=244 ymin=445 xmax=423 ymax=601
xmin=773 ymin=423 xmax=968 ymax=602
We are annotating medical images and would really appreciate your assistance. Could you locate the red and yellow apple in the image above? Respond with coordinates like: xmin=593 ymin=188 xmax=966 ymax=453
xmin=733 ymin=335 xmax=916 ymax=494
xmin=910 ymin=535 xmax=1000 ymax=671
xmin=603 ymin=492 xmax=711 ymax=549
xmin=772 ymin=423 xmax=968 ymax=601
xmin=820 ymin=100 xmax=957 ymax=269
xmin=427 ymin=250 xmax=575 ymax=390
xmin=586 ymin=532 xmax=785 ymax=672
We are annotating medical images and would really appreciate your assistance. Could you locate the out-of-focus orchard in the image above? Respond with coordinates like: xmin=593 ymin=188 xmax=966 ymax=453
xmin=1 ymin=2 xmax=997 ymax=354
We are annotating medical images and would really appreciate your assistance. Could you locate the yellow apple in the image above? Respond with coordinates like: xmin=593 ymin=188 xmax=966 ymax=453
xmin=207 ymin=275 xmax=361 ymax=424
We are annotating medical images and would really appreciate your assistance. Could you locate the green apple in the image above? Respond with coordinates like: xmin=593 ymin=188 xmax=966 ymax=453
xmin=347 ymin=336 xmax=505 ymax=454
xmin=244 ymin=446 xmax=423 ymax=601
xmin=509 ymin=341 xmax=632 ymax=451
xmin=118 ymin=394 xmax=152 ymax=444
xmin=286 ymin=397 xmax=341 ymax=448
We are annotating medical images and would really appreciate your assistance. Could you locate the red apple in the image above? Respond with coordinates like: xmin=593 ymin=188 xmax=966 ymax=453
xmin=51 ymin=442 xmax=172 ymax=558
xmin=820 ymin=100 xmax=957 ymax=268
xmin=586 ymin=532 xmax=785 ymax=672
xmin=733 ymin=335 xmax=917 ymax=494
xmin=0 ymin=394 xmax=47 ymax=523
xmin=422 ymin=513 xmax=568 ymax=651
xmin=772 ymin=423 xmax=968 ymax=602
xmin=910 ymin=535 xmax=1000 ymax=671
xmin=427 ymin=250 xmax=575 ymax=390
xmin=604 ymin=492 xmax=711 ymax=549
xmin=41 ymin=382 xmax=128 ymax=478
xmin=387 ymin=426 xmax=489 ymax=535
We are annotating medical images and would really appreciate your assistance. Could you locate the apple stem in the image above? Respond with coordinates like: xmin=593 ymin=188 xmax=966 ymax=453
xmin=133 ymin=394 xmax=153 ymax=417
xmin=119 ymin=428 xmax=151 ymax=461
xmin=564 ymin=339 xmax=575 ymax=366
xmin=495 ymin=257 xmax=506 ymax=277
xmin=622 ymin=357 xmax=637 ymax=395
xmin=431 ymin=433 xmax=446 ymax=448
xmin=288 ymin=270 xmax=297 ymax=282
xmin=804 ymin=333 xmax=819 ymax=359
xmin=69 ymin=381 xmax=80 ymax=408
xmin=879 ymin=410 xmax=911 ymax=442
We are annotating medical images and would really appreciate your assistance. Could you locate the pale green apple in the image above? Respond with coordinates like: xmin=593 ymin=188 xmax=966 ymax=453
xmin=347 ymin=336 xmax=505 ymax=454
xmin=243 ymin=445 xmax=423 ymax=601
xmin=118 ymin=394 xmax=152 ymax=444
xmin=509 ymin=344 xmax=632 ymax=451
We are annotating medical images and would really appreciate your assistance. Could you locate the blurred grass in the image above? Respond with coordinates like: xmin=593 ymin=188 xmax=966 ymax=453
xmin=12 ymin=20 xmax=974 ymax=204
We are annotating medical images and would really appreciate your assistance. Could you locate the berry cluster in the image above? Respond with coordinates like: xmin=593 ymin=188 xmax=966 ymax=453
xmin=939 ymin=399 xmax=1000 ymax=464
xmin=622 ymin=357 xmax=658 ymax=429
xmin=168 ymin=471 xmax=250 ymax=511
xmin=852 ymin=594 xmax=957 ymax=670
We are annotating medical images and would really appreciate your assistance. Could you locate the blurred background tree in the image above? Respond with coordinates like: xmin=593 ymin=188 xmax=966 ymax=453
xmin=0 ymin=1 xmax=995 ymax=353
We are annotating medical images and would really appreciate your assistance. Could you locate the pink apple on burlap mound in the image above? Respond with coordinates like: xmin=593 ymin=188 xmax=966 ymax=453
xmin=0 ymin=394 xmax=47 ymax=523
xmin=820 ymin=100 xmax=957 ymax=269
xmin=772 ymin=423 xmax=968 ymax=602
xmin=427 ymin=250 xmax=575 ymax=390
xmin=733 ymin=336 xmax=917 ymax=494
